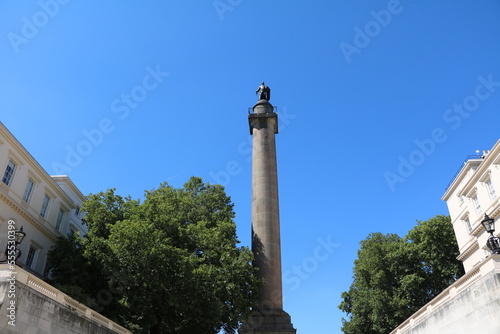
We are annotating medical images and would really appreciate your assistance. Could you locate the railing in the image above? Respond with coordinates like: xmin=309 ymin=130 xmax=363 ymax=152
xmin=248 ymin=106 xmax=278 ymax=114
xmin=444 ymin=154 xmax=483 ymax=191
xmin=0 ymin=264 xmax=131 ymax=334
xmin=390 ymin=254 xmax=500 ymax=333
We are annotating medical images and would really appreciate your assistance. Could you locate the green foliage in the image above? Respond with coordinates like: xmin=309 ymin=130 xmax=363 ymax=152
xmin=47 ymin=177 xmax=259 ymax=334
xmin=46 ymin=234 xmax=98 ymax=308
xmin=339 ymin=215 xmax=464 ymax=334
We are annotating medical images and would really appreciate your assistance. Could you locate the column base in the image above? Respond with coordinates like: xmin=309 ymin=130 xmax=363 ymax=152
xmin=239 ymin=309 xmax=296 ymax=334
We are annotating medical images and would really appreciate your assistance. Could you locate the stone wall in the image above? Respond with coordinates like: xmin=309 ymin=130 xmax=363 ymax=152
xmin=0 ymin=278 xmax=120 ymax=334
xmin=393 ymin=267 xmax=500 ymax=333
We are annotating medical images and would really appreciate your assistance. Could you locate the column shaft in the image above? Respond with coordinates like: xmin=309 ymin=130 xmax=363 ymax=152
xmin=251 ymin=115 xmax=282 ymax=310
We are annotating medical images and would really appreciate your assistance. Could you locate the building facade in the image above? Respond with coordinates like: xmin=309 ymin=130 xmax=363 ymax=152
xmin=390 ymin=140 xmax=500 ymax=333
xmin=442 ymin=140 xmax=500 ymax=273
xmin=0 ymin=122 xmax=86 ymax=277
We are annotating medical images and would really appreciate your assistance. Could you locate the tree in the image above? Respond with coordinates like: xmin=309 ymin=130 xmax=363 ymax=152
xmin=45 ymin=234 xmax=100 ymax=309
xmin=47 ymin=177 xmax=259 ymax=334
xmin=339 ymin=232 xmax=406 ymax=334
xmin=47 ymin=188 xmax=139 ymax=323
xmin=339 ymin=215 xmax=464 ymax=334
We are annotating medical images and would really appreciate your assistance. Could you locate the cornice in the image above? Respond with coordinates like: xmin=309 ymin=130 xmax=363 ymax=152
xmin=486 ymin=198 xmax=500 ymax=217
xmin=442 ymin=160 xmax=482 ymax=201
xmin=457 ymin=240 xmax=478 ymax=261
xmin=0 ymin=123 xmax=79 ymax=208
xmin=51 ymin=175 xmax=85 ymax=202
xmin=443 ymin=139 xmax=500 ymax=201
xmin=0 ymin=190 xmax=57 ymax=242
xmin=460 ymin=139 xmax=500 ymax=197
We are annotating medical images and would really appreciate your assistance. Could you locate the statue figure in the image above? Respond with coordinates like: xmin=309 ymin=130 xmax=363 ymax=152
xmin=256 ymin=82 xmax=271 ymax=101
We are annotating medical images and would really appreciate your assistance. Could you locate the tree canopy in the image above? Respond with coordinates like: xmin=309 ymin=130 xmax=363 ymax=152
xmin=47 ymin=177 xmax=259 ymax=334
xmin=338 ymin=215 xmax=465 ymax=334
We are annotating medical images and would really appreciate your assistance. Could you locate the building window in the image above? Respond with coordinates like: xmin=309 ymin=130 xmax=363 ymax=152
xmin=75 ymin=206 xmax=80 ymax=217
xmin=56 ymin=209 xmax=64 ymax=231
xmin=486 ymin=178 xmax=497 ymax=200
xmin=458 ymin=195 xmax=464 ymax=204
xmin=464 ymin=217 xmax=472 ymax=233
xmin=43 ymin=263 xmax=52 ymax=278
xmin=472 ymin=195 xmax=482 ymax=216
xmin=40 ymin=194 xmax=50 ymax=218
xmin=25 ymin=245 xmax=39 ymax=270
xmin=23 ymin=179 xmax=35 ymax=203
xmin=2 ymin=160 xmax=16 ymax=186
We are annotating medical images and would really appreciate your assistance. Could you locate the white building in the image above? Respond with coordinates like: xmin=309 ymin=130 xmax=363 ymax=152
xmin=390 ymin=140 xmax=500 ymax=333
xmin=442 ymin=141 xmax=500 ymax=273
xmin=0 ymin=122 xmax=86 ymax=277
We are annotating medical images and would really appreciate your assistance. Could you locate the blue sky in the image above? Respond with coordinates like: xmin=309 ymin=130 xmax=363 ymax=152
xmin=2 ymin=1 xmax=500 ymax=333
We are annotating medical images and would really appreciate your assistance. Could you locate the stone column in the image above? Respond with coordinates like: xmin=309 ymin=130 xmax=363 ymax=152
xmin=240 ymin=99 xmax=296 ymax=334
